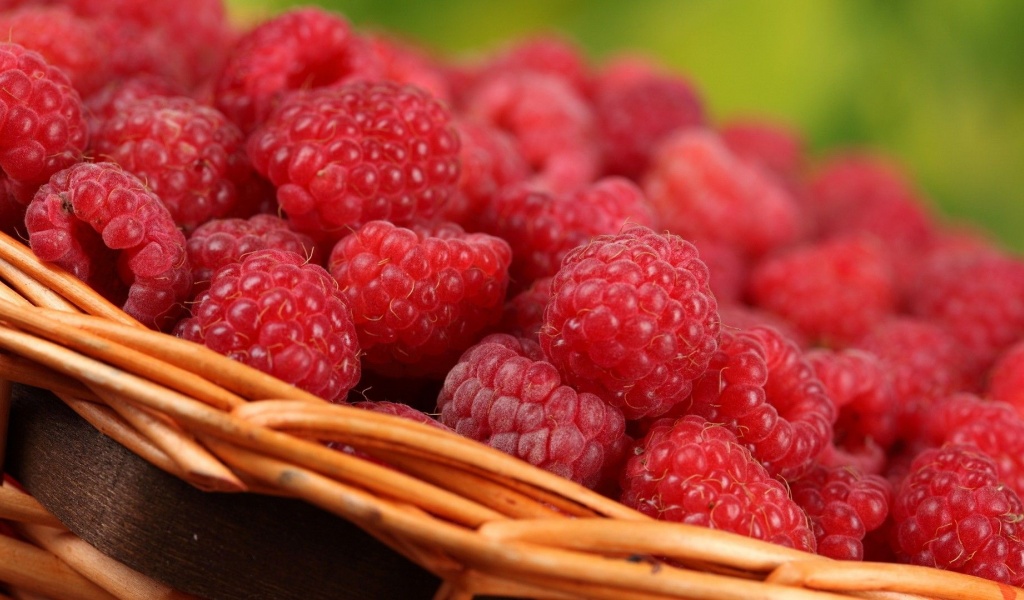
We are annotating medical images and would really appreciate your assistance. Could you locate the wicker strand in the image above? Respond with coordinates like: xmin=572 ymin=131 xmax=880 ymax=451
xmin=0 ymin=484 xmax=63 ymax=528
xmin=0 ymin=532 xmax=118 ymax=600
xmin=0 ymin=354 xmax=97 ymax=401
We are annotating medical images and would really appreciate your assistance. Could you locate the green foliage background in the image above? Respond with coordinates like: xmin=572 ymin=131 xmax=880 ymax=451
xmin=227 ymin=0 xmax=1024 ymax=252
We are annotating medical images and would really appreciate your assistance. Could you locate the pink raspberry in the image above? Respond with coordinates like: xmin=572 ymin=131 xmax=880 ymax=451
xmin=477 ymin=177 xmax=655 ymax=292
xmin=590 ymin=56 xmax=706 ymax=179
xmin=436 ymin=333 xmax=629 ymax=490
xmin=91 ymin=95 xmax=260 ymax=232
xmin=363 ymin=34 xmax=452 ymax=104
xmin=789 ymin=462 xmax=892 ymax=560
xmin=621 ymin=414 xmax=816 ymax=552
xmin=986 ymin=340 xmax=1024 ymax=414
xmin=892 ymin=444 xmax=1024 ymax=586
xmin=748 ymin=234 xmax=898 ymax=347
xmin=328 ymin=220 xmax=512 ymax=378
xmin=685 ymin=325 xmax=836 ymax=478
xmin=0 ymin=42 xmax=88 ymax=194
xmin=24 ymin=162 xmax=190 ymax=330
xmin=248 ymin=80 xmax=460 ymax=240
xmin=185 ymin=214 xmax=320 ymax=298
xmin=719 ymin=117 xmax=806 ymax=185
xmin=642 ymin=129 xmax=804 ymax=258
xmin=176 ymin=249 xmax=360 ymax=402
xmin=499 ymin=276 xmax=553 ymax=342
xmin=539 ymin=224 xmax=720 ymax=420
xmin=906 ymin=246 xmax=1024 ymax=384
xmin=463 ymin=71 xmax=599 ymax=194
xmin=214 ymin=7 xmax=380 ymax=132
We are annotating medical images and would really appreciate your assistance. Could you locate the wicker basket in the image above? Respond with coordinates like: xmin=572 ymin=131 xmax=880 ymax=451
xmin=0 ymin=228 xmax=1020 ymax=600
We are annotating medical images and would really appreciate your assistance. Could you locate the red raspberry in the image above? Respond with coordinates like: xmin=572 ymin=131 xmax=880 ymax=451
xmin=748 ymin=234 xmax=898 ymax=347
xmin=789 ymin=462 xmax=892 ymax=560
xmin=364 ymin=34 xmax=452 ymax=102
xmin=477 ymin=177 xmax=655 ymax=292
xmin=185 ymin=214 xmax=320 ymax=298
xmin=176 ymin=248 xmax=360 ymax=402
xmin=436 ymin=333 xmax=629 ymax=490
xmin=214 ymin=7 xmax=380 ymax=132
xmin=91 ymin=95 xmax=260 ymax=232
xmin=499 ymin=276 xmax=553 ymax=342
xmin=351 ymin=400 xmax=450 ymax=431
xmin=0 ymin=6 xmax=113 ymax=96
xmin=906 ymin=246 xmax=1024 ymax=384
xmin=0 ymin=42 xmax=88 ymax=193
xmin=986 ymin=340 xmax=1024 ymax=414
xmin=621 ymin=415 xmax=816 ymax=551
xmin=477 ymin=35 xmax=591 ymax=97
xmin=642 ymin=129 xmax=803 ymax=258
xmin=248 ymin=80 xmax=460 ymax=240
xmin=590 ymin=56 xmax=706 ymax=180
xmin=717 ymin=303 xmax=809 ymax=349
xmin=463 ymin=71 xmax=599 ymax=194
xmin=24 ymin=162 xmax=190 ymax=330
xmin=719 ymin=117 xmax=805 ymax=185
xmin=892 ymin=444 xmax=1024 ymax=586
xmin=855 ymin=317 xmax=971 ymax=442
xmin=685 ymin=325 xmax=836 ymax=478
xmin=328 ymin=220 xmax=512 ymax=378
xmin=83 ymin=74 xmax=187 ymax=136
xmin=539 ymin=224 xmax=720 ymax=420
xmin=689 ymin=237 xmax=749 ymax=305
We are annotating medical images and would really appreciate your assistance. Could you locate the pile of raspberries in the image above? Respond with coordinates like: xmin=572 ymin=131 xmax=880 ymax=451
xmin=4 ymin=0 xmax=1024 ymax=586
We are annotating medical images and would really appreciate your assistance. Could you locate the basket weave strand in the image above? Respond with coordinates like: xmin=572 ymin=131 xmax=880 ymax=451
xmin=0 ymin=229 xmax=1021 ymax=600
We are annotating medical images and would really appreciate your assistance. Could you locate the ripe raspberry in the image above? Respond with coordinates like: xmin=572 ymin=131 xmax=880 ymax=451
xmin=620 ymin=415 xmax=815 ymax=551
xmin=185 ymin=214 xmax=320 ymax=298
xmin=83 ymin=74 xmax=187 ymax=136
xmin=789 ymin=462 xmax=892 ymax=560
xmin=24 ymin=162 xmax=190 ymax=330
xmin=854 ymin=317 xmax=971 ymax=442
xmin=436 ymin=333 xmax=629 ymax=490
xmin=0 ymin=42 xmax=88 ymax=193
xmin=717 ymin=303 xmax=809 ymax=349
xmin=91 ymin=95 xmax=260 ymax=232
xmin=747 ymin=234 xmax=898 ymax=347
xmin=689 ymin=237 xmax=749 ymax=305
xmin=891 ymin=444 xmax=1024 ymax=586
xmin=685 ymin=325 xmax=836 ymax=478
xmin=471 ymin=35 xmax=591 ymax=97
xmin=364 ymin=34 xmax=452 ymax=104
xmin=499 ymin=276 xmax=553 ymax=342
xmin=477 ymin=177 xmax=655 ymax=292
xmin=539 ymin=224 xmax=720 ymax=420
xmin=590 ymin=56 xmax=706 ymax=179
xmin=214 ymin=7 xmax=380 ymax=132
xmin=351 ymin=400 xmax=450 ymax=430
xmin=719 ymin=117 xmax=805 ymax=185
xmin=176 ymin=249 xmax=360 ymax=402
xmin=906 ymin=246 xmax=1024 ymax=384
xmin=328 ymin=220 xmax=512 ymax=378
xmin=642 ymin=129 xmax=803 ymax=258
xmin=248 ymin=80 xmax=460 ymax=240
xmin=463 ymin=71 xmax=599 ymax=194
xmin=986 ymin=340 xmax=1024 ymax=414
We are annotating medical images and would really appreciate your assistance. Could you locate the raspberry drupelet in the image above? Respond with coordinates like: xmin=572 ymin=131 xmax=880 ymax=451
xmin=329 ymin=220 xmax=512 ymax=378
xmin=436 ymin=333 xmax=629 ymax=490
xmin=248 ymin=80 xmax=461 ymax=241
xmin=176 ymin=249 xmax=361 ymax=403
xmin=891 ymin=444 xmax=1024 ymax=586
xmin=539 ymin=224 xmax=720 ymax=420
xmin=24 ymin=162 xmax=190 ymax=330
xmin=621 ymin=414 xmax=816 ymax=552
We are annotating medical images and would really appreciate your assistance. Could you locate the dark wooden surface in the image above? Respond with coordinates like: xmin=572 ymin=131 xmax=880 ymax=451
xmin=4 ymin=385 xmax=442 ymax=600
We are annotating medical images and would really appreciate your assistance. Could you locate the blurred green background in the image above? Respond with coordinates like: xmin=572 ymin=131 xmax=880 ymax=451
xmin=226 ymin=0 xmax=1024 ymax=252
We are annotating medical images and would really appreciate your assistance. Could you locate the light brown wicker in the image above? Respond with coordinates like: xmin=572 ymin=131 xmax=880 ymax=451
xmin=0 ymin=227 xmax=1020 ymax=600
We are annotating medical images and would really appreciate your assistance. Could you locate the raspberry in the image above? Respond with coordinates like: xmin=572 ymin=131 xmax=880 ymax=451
xmin=717 ymin=303 xmax=809 ymax=349
xmin=364 ymin=34 xmax=452 ymax=104
xmin=351 ymin=400 xmax=450 ymax=431
xmin=642 ymin=129 xmax=803 ymax=258
xmin=0 ymin=42 xmax=88 ymax=192
xmin=620 ymin=414 xmax=816 ymax=551
xmin=328 ymin=220 xmax=512 ymax=378
xmin=477 ymin=177 xmax=655 ymax=292
xmin=891 ymin=444 xmax=1024 ymax=586
xmin=214 ymin=7 xmax=380 ymax=132
xmin=91 ymin=95 xmax=260 ymax=232
xmin=463 ymin=71 xmax=599 ymax=194
xmin=248 ymin=80 xmax=460 ymax=240
xmin=747 ymin=234 xmax=898 ymax=347
xmin=474 ymin=35 xmax=591 ymax=97
xmin=986 ymin=340 xmax=1024 ymax=414
xmin=499 ymin=276 xmax=553 ymax=342
xmin=789 ymin=462 xmax=892 ymax=560
xmin=83 ymin=74 xmax=188 ymax=136
xmin=436 ymin=333 xmax=629 ymax=490
xmin=539 ymin=224 xmax=720 ymax=420
xmin=176 ymin=249 xmax=360 ymax=402
xmin=719 ymin=117 xmax=805 ymax=185
xmin=24 ymin=161 xmax=190 ymax=330
xmin=0 ymin=6 xmax=112 ymax=96
xmin=590 ymin=56 xmax=706 ymax=179
xmin=689 ymin=238 xmax=748 ymax=305
xmin=185 ymin=214 xmax=320 ymax=298
xmin=685 ymin=325 xmax=836 ymax=478
xmin=905 ymin=246 xmax=1024 ymax=384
